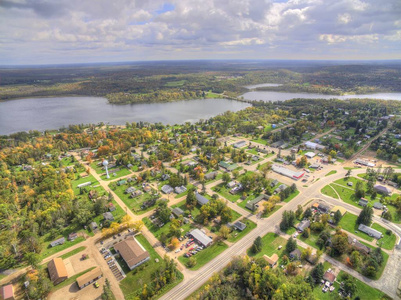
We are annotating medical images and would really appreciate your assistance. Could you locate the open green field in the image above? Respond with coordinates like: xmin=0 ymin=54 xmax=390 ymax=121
xmin=338 ymin=213 xmax=374 ymax=242
xmin=283 ymin=190 xmax=300 ymax=203
xmin=100 ymin=167 xmax=131 ymax=181
xmin=178 ymin=241 xmax=228 ymax=270
xmin=227 ymin=219 xmax=257 ymax=243
xmin=325 ymin=170 xmax=337 ymax=177
xmin=71 ymin=173 xmax=106 ymax=196
xmin=164 ymin=80 xmax=187 ymax=87
xmin=119 ymin=235 xmax=183 ymax=299
xmin=251 ymin=138 xmax=268 ymax=145
xmin=211 ymin=183 xmax=242 ymax=202
xmin=246 ymin=232 xmax=287 ymax=259
xmin=59 ymin=246 xmax=86 ymax=260
xmin=321 ymin=185 xmax=338 ymax=199
xmin=111 ymin=183 xmax=159 ymax=214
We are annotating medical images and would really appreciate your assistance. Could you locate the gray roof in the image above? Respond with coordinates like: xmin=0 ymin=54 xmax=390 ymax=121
xmin=50 ymin=237 xmax=65 ymax=247
xmin=358 ymin=224 xmax=383 ymax=239
xmin=374 ymin=185 xmax=391 ymax=194
xmin=204 ymin=171 xmax=217 ymax=180
xmin=172 ymin=207 xmax=184 ymax=217
xmin=373 ymin=202 xmax=383 ymax=209
xmin=195 ymin=192 xmax=209 ymax=206
xmin=318 ymin=203 xmax=330 ymax=212
xmin=359 ymin=198 xmax=369 ymax=206
xmin=103 ymin=212 xmax=114 ymax=221
xmin=161 ymin=185 xmax=174 ymax=194
xmin=297 ymin=220 xmax=310 ymax=232
xmin=245 ymin=194 xmax=269 ymax=210
xmin=233 ymin=221 xmax=247 ymax=231
xmin=190 ymin=229 xmax=212 ymax=247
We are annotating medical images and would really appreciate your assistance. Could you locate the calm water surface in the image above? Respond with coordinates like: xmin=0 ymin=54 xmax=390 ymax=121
xmin=0 ymin=97 xmax=250 ymax=135
xmin=241 ymin=91 xmax=401 ymax=102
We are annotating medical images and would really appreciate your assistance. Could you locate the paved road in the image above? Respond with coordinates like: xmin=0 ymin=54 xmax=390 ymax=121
xmin=161 ymin=165 xmax=401 ymax=300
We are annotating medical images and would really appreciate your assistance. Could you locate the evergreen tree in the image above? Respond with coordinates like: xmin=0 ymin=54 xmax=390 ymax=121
xmin=310 ymin=263 xmax=324 ymax=283
xmin=357 ymin=205 xmax=373 ymax=225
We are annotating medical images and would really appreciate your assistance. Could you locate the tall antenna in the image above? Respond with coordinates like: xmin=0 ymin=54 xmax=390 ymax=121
xmin=103 ymin=159 xmax=110 ymax=179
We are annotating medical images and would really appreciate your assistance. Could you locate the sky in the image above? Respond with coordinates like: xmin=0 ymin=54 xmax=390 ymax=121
xmin=0 ymin=0 xmax=400 ymax=65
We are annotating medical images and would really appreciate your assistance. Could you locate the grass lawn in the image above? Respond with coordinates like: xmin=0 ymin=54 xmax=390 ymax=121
xmin=205 ymin=172 xmax=223 ymax=184
xmin=211 ymin=183 xmax=241 ymax=202
xmin=372 ymin=223 xmax=396 ymax=250
xmin=100 ymin=167 xmax=131 ymax=181
xmin=246 ymin=232 xmax=287 ymax=259
xmin=171 ymin=200 xmax=202 ymax=218
xmin=247 ymin=149 xmax=260 ymax=156
xmin=40 ymin=236 xmax=85 ymax=260
xmin=325 ymin=170 xmax=337 ymax=177
xmin=251 ymin=138 xmax=268 ymax=145
xmin=71 ymin=173 xmax=106 ymax=196
xmin=263 ymin=205 xmax=282 ymax=219
xmin=321 ymin=185 xmax=338 ymax=199
xmin=90 ymin=161 xmax=105 ymax=174
xmin=111 ymin=183 xmax=159 ymax=215
xmin=59 ymin=246 xmax=86 ymax=260
xmin=283 ymin=190 xmax=300 ymax=203
xmin=298 ymin=232 xmax=322 ymax=250
xmin=119 ymin=235 xmax=183 ymax=299
xmin=338 ymin=271 xmax=388 ymax=300
xmin=143 ymin=217 xmax=194 ymax=241
xmin=338 ymin=213 xmax=373 ymax=242
xmin=178 ymin=241 xmax=228 ymax=270
xmin=227 ymin=219 xmax=257 ymax=243
xmin=50 ymin=266 xmax=96 ymax=292
xmin=205 ymin=91 xmax=222 ymax=98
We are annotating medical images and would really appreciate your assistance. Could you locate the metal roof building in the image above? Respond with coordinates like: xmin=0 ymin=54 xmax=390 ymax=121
xmin=195 ymin=192 xmax=209 ymax=206
xmin=272 ymin=164 xmax=304 ymax=180
xmin=189 ymin=229 xmax=213 ymax=247
xmin=358 ymin=224 xmax=383 ymax=239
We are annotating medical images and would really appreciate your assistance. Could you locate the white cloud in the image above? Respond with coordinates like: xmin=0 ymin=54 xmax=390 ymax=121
xmin=0 ymin=0 xmax=400 ymax=64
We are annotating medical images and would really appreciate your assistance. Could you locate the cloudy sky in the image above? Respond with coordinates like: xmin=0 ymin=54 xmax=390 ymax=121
xmin=0 ymin=0 xmax=400 ymax=65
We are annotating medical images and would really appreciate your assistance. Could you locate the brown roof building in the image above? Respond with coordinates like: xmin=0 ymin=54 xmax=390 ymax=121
xmin=263 ymin=253 xmax=279 ymax=268
xmin=114 ymin=237 xmax=150 ymax=270
xmin=76 ymin=267 xmax=102 ymax=289
xmin=47 ymin=258 xmax=68 ymax=285
xmin=0 ymin=284 xmax=14 ymax=300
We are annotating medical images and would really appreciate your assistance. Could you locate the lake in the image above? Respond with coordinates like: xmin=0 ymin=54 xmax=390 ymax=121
xmin=244 ymin=83 xmax=282 ymax=89
xmin=0 ymin=97 xmax=250 ymax=135
xmin=241 ymin=91 xmax=401 ymax=102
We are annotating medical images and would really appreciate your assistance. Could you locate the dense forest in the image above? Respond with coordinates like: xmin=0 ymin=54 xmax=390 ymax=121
xmin=1 ymin=61 xmax=400 ymax=104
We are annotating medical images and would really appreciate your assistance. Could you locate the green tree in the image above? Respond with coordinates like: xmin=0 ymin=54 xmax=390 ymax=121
xmin=222 ymin=172 xmax=231 ymax=185
xmin=185 ymin=188 xmax=197 ymax=208
xmin=285 ymin=237 xmax=297 ymax=254
xmin=357 ymin=205 xmax=373 ymax=225
xmin=310 ymin=262 xmax=324 ymax=283
xmin=251 ymin=236 xmax=263 ymax=253
xmin=334 ymin=210 xmax=342 ymax=224
xmin=101 ymin=279 xmax=114 ymax=300
xmin=25 ymin=252 xmax=41 ymax=269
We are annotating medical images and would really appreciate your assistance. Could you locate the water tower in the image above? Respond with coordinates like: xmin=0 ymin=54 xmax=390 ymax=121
xmin=103 ymin=159 xmax=110 ymax=179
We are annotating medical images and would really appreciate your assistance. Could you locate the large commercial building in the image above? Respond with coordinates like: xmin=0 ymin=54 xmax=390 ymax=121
xmin=272 ymin=165 xmax=305 ymax=180
xmin=114 ymin=237 xmax=150 ymax=270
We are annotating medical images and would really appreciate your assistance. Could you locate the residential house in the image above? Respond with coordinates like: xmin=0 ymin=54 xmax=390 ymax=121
xmin=374 ymin=185 xmax=391 ymax=195
xmin=195 ymin=192 xmax=209 ymax=206
xmin=125 ymin=187 xmax=136 ymax=194
xmin=50 ymin=237 xmax=65 ymax=248
xmin=161 ymin=174 xmax=170 ymax=181
xmin=233 ymin=221 xmax=247 ymax=231
xmin=318 ymin=203 xmax=330 ymax=213
xmin=117 ymin=179 xmax=127 ymax=186
xmin=323 ymin=271 xmax=336 ymax=284
xmin=373 ymin=202 xmax=384 ymax=210
xmin=90 ymin=221 xmax=98 ymax=232
xmin=161 ymin=185 xmax=174 ymax=194
xmin=103 ymin=212 xmax=114 ymax=221
xmin=263 ymin=254 xmax=279 ymax=268
xmin=172 ymin=207 xmax=184 ymax=218
xmin=227 ymin=181 xmax=236 ymax=189
xmin=358 ymin=224 xmax=383 ymax=239
xmin=175 ymin=185 xmax=187 ymax=194
xmin=245 ymin=194 xmax=269 ymax=211
xmin=204 ymin=171 xmax=218 ymax=181
xmin=359 ymin=198 xmax=369 ymax=207
xmin=114 ymin=237 xmax=150 ymax=270
xmin=47 ymin=258 xmax=68 ymax=285
xmin=0 ymin=284 xmax=14 ymax=300
xmin=68 ymin=233 xmax=78 ymax=241
xmin=296 ymin=220 xmax=310 ymax=232
xmin=305 ymin=152 xmax=316 ymax=158
xmin=131 ymin=190 xmax=143 ymax=198
xmin=233 ymin=140 xmax=247 ymax=148
xmin=289 ymin=249 xmax=301 ymax=260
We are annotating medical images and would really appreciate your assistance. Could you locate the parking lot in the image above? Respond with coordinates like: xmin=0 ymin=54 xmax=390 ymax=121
xmin=99 ymin=247 xmax=125 ymax=281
